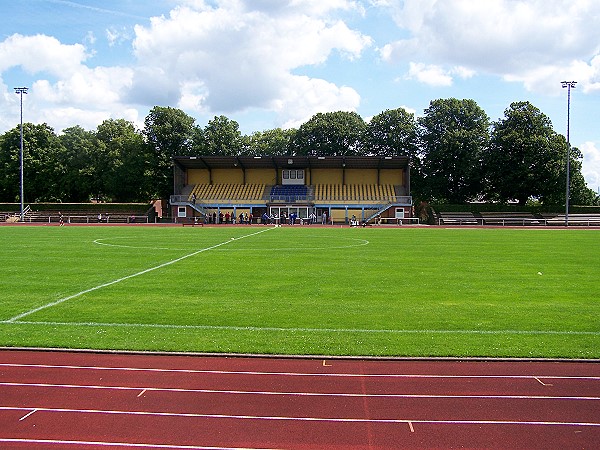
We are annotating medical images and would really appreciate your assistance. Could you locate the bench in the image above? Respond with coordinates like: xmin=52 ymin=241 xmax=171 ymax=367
xmin=543 ymin=214 xmax=600 ymax=226
xmin=374 ymin=217 xmax=420 ymax=225
xmin=480 ymin=212 xmax=542 ymax=226
xmin=179 ymin=217 xmax=204 ymax=227
xmin=438 ymin=212 xmax=482 ymax=225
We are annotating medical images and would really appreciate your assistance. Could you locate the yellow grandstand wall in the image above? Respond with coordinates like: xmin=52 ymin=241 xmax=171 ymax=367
xmin=347 ymin=209 xmax=364 ymax=219
xmin=311 ymin=169 xmax=343 ymax=184
xmin=246 ymin=168 xmax=276 ymax=185
xmin=380 ymin=169 xmax=404 ymax=186
xmin=330 ymin=209 xmax=347 ymax=223
xmin=212 ymin=168 xmax=244 ymax=184
xmin=345 ymin=169 xmax=378 ymax=185
xmin=187 ymin=169 xmax=210 ymax=185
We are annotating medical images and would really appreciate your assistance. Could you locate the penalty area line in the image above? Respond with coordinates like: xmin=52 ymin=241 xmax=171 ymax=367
xmin=3 ymin=227 xmax=276 ymax=324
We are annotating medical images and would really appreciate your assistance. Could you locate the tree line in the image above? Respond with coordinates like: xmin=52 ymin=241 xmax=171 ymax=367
xmin=0 ymin=98 xmax=597 ymax=206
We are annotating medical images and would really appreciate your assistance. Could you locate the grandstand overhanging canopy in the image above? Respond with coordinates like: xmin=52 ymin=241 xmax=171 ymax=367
xmin=173 ymin=155 xmax=410 ymax=171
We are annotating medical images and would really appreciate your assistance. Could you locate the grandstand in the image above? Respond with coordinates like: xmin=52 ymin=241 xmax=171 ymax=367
xmin=170 ymin=156 xmax=412 ymax=224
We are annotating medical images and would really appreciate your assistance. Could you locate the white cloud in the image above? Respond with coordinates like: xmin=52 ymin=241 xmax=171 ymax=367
xmin=0 ymin=32 xmax=137 ymax=133
xmin=0 ymin=1 xmax=373 ymax=134
xmin=33 ymin=66 xmax=133 ymax=107
xmin=0 ymin=34 xmax=88 ymax=77
xmin=379 ymin=0 xmax=600 ymax=93
xmin=275 ymin=75 xmax=361 ymax=128
xmin=106 ymin=27 xmax=131 ymax=47
xmin=178 ymin=80 xmax=209 ymax=112
xmin=405 ymin=63 xmax=473 ymax=87
xmin=131 ymin=1 xmax=371 ymax=117
xmin=84 ymin=31 xmax=96 ymax=46
xmin=580 ymin=141 xmax=600 ymax=192
xmin=406 ymin=62 xmax=452 ymax=87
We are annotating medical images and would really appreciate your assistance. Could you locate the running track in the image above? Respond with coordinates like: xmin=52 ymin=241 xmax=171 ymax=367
xmin=1 ymin=350 xmax=599 ymax=449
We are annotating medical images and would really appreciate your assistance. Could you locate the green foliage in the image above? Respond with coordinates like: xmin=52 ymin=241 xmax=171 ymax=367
xmin=561 ymin=146 xmax=599 ymax=206
xmin=245 ymin=128 xmax=295 ymax=156
xmin=362 ymin=108 xmax=419 ymax=157
xmin=0 ymin=98 xmax=597 ymax=206
xmin=418 ymin=98 xmax=490 ymax=203
xmin=0 ymin=226 xmax=598 ymax=357
xmin=483 ymin=102 xmax=565 ymax=205
xmin=58 ymin=126 xmax=100 ymax=202
xmin=96 ymin=119 xmax=150 ymax=202
xmin=0 ymin=123 xmax=65 ymax=203
xmin=292 ymin=111 xmax=366 ymax=156
xmin=0 ymin=127 xmax=21 ymax=202
xmin=201 ymin=115 xmax=243 ymax=155
xmin=144 ymin=106 xmax=197 ymax=198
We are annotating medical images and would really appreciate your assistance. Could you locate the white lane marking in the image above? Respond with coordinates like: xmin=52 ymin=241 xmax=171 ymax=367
xmin=1 ymin=406 xmax=599 ymax=427
xmin=18 ymin=408 xmax=37 ymax=421
xmin=2 ymin=382 xmax=599 ymax=401
xmin=535 ymin=377 xmax=553 ymax=386
xmin=0 ymin=438 xmax=275 ymax=449
xmin=4 ymin=227 xmax=275 ymax=323
xmin=1 ymin=363 xmax=599 ymax=381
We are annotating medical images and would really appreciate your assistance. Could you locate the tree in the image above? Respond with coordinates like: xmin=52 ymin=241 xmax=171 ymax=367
xmin=96 ymin=119 xmax=149 ymax=202
xmin=202 ymin=115 xmax=243 ymax=156
xmin=144 ymin=106 xmax=197 ymax=198
xmin=0 ymin=123 xmax=65 ymax=202
xmin=566 ymin=147 xmax=600 ymax=205
xmin=58 ymin=126 xmax=100 ymax=202
xmin=418 ymin=99 xmax=490 ymax=203
xmin=362 ymin=108 xmax=418 ymax=157
xmin=0 ymin=128 xmax=21 ymax=202
xmin=292 ymin=111 xmax=366 ymax=156
xmin=190 ymin=125 xmax=206 ymax=155
xmin=483 ymin=101 xmax=570 ymax=205
xmin=245 ymin=128 xmax=295 ymax=156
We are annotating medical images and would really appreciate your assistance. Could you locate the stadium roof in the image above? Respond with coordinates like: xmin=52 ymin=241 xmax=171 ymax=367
xmin=173 ymin=155 xmax=409 ymax=170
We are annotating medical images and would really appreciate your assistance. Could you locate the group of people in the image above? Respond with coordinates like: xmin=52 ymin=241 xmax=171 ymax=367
xmin=260 ymin=211 xmax=324 ymax=225
xmin=204 ymin=210 xmax=332 ymax=225
xmin=204 ymin=211 xmax=253 ymax=224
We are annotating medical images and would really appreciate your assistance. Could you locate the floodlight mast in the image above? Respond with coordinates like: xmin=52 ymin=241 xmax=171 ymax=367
xmin=14 ymin=87 xmax=28 ymax=222
xmin=561 ymin=81 xmax=576 ymax=227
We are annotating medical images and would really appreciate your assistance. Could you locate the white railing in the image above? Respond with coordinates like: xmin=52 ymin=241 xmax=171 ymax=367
xmin=19 ymin=214 xmax=150 ymax=224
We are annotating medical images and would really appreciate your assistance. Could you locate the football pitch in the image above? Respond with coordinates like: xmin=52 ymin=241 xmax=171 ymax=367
xmin=0 ymin=225 xmax=598 ymax=358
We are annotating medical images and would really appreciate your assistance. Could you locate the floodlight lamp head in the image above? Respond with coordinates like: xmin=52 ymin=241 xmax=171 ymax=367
xmin=561 ymin=81 xmax=577 ymax=89
xmin=14 ymin=87 xmax=29 ymax=94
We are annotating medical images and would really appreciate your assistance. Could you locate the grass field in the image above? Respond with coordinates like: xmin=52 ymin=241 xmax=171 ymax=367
xmin=0 ymin=224 xmax=598 ymax=358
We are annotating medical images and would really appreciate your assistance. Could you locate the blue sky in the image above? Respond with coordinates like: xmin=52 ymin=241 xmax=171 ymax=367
xmin=1 ymin=0 xmax=599 ymax=192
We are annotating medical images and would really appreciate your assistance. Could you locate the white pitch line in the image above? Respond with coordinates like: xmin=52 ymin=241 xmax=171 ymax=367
xmin=1 ymin=364 xmax=599 ymax=381
xmin=2 ymin=382 xmax=599 ymax=401
xmin=4 ymin=320 xmax=599 ymax=336
xmin=1 ymin=406 xmax=599 ymax=427
xmin=4 ymin=227 xmax=275 ymax=323
xmin=0 ymin=438 xmax=276 ymax=449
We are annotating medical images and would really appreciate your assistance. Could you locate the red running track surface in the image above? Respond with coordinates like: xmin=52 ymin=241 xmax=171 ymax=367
xmin=1 ymin=350 xmax=599 ymax=449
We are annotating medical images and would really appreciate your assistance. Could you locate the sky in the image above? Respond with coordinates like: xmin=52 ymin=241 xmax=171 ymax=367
xmin=1 ymin=0 xmax=599 ymax=192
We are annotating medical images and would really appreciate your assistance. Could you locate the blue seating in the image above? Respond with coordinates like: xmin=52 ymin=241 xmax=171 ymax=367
xmin=270 ymin=185 xmax=307 ymax=202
